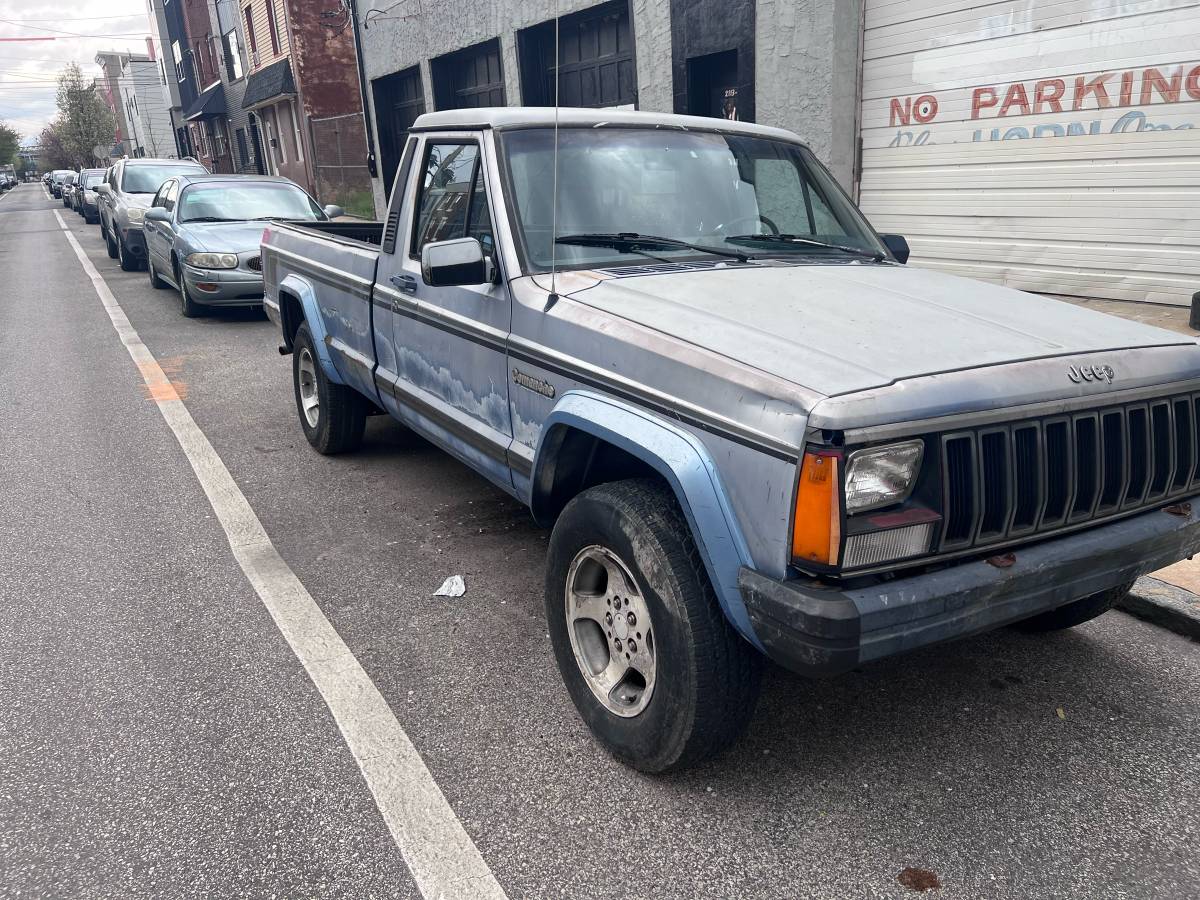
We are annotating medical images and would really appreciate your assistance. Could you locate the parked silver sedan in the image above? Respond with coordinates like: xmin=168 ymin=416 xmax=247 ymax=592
xmin=143 ymin=175 xmax=342 ymax=317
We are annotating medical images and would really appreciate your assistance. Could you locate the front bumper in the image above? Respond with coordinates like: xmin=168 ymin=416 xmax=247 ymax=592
xmin=740 ymin=499 xmax=1200 ymax=677
xmin=182 ymin=266 xmax=264 ymax=306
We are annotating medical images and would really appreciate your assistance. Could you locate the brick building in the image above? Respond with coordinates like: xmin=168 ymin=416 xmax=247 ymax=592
xmin=238 ymin=0 xmax=371 ymax=210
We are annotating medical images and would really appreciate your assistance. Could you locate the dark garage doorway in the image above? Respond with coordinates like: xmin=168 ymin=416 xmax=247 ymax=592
xmin=372 ymin=65 xmax=426 ymax=197
xmin=687 ymin=49 xmax=739 ymax=120
xmin=518 ymin=0 xmax=637 ymax=108
xmin=431 ymin=38 xmax=506 ymax=111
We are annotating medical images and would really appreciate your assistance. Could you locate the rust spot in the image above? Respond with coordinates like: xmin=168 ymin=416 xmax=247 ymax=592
xmin=1164 ymin=503 xmax=1192 ymax=517
xmin=897 ymin=867 xmax=941 ymax=892
xmin=986 ymin=552 xmax=1017 ymax=568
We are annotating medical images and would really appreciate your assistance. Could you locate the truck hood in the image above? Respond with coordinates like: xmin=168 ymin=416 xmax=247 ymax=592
xmin=568 ymin=262 xmax=1195 ymax=397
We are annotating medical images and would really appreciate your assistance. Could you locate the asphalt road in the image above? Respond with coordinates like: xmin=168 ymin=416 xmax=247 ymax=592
xmin=2 ymin=182 xmax=1199 ymax=899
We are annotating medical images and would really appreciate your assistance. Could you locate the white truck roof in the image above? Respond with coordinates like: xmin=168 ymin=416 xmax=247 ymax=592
xmin=410 ymin=106 xmax=807 ymax=145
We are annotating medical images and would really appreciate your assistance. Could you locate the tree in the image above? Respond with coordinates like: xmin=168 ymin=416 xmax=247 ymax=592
xmin=53 ymin=63 xmax=116 ymax=168
xmin=38 ymin=123 xmax=73 ymax=170
xmin=0 ymin=121 xmax=19 ymax=168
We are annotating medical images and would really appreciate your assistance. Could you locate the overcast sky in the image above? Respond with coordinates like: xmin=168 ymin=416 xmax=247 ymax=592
xmin=0 ymin=0 xmax=158 ymax=142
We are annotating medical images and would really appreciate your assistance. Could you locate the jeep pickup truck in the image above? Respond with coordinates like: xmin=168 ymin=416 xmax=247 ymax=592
xmin=262 ymin=108 xmax=1200 ymax=773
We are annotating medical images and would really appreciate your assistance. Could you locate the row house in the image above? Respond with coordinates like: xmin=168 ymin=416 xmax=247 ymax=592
xmin=238 ymin=0 xmax=371 ymax=205
xmin=146 ymin=0 xmax=370 ymax=209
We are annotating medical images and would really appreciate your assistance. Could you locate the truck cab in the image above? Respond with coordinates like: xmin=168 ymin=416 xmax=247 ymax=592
xmin=261 ymin=108 xmax=1200 ymax=772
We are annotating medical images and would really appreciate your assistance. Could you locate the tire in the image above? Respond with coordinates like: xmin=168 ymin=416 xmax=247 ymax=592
xmin=178 ymin=268 xmax=204 ymax=318
xmin=545 ymin=478 xmax=764 ymax=773
xmin=117 ymin=232 xmax=139 ymax=272
xmin=105 ymin=224 xmax=118 ymax=259
xmin=1014 ymin=581 xmax=1134 ymax=633
xmin=148 ymin=256 xmax=168 ymax=290
xmin=292 ymin=322 xmax=366 ymax=454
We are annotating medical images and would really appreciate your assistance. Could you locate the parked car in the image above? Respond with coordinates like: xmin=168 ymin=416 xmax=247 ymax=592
xmin=144 ymin=174 xmax=339 ymax=317
xmin=96 ymin=158 xmax=209 ymax=272
xmin=73 ymin=169 xmax=107 ymax=222
xmin=60 ymin=172 xmax=79 ymax=208
xmin=49 ymin=170 xmax=73 ymax=199
xmin=262 ymin=108 xmax=1200 ymax=772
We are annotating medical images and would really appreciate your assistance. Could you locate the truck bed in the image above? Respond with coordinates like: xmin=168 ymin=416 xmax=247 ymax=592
xmin=285 ymin=219 xmax=385 ymax=247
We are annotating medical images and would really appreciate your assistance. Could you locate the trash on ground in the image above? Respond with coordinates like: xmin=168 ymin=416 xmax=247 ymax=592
xmin=433 ymin=575 xmax=466 ymax=597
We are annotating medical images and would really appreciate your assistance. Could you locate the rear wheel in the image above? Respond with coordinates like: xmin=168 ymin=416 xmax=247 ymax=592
xmin=292 ymin=322 xmax=366 ymax=454
xmin=1014 ymin=581 xmax=1134 ymax=632
xmin=545 ymin=478 xmax=763 ymax=773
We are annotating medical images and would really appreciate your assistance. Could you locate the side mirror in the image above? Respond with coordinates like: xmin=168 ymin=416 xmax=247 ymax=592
xmin=144 ymin=207 xmax=171 ymax=223
xmin=323 ymin=204 xmax=345 ymax=219
xmin=881 ymin=234 xmax=910 ymax=264
xmin=95 ymin=183 xmax=112 ymax=196
xmin=421 ymin=237 xmax=495 ymax=287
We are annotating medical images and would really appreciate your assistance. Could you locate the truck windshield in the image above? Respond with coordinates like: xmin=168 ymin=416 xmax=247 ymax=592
xmin=178 ymin=182 xmax=326 ymax=223
xmin=499 ymin=127 xmax=887 ymax=272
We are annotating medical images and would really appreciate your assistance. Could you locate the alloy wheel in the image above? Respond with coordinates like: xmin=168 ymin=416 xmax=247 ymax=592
xmin=564 ymin=545 xmax=657 ymax=718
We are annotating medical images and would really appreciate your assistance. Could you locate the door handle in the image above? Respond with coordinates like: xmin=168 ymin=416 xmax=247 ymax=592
xmin=389 ymin=273 xmax=417 ymax=294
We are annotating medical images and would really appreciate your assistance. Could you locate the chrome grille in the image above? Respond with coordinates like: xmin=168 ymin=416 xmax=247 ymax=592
xmin=938 ymin=393 xmax=1198 ymax=551
xmin=247 ymin=255 xmax=262 ymax=272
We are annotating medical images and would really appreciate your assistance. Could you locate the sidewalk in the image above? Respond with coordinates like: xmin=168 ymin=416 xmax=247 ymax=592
xmin=1053 ymin=294 xmax=1200 ymax=639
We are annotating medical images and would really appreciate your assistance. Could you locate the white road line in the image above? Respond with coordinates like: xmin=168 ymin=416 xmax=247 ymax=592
xmin=52 ymin=211 xmax=509 ymax=900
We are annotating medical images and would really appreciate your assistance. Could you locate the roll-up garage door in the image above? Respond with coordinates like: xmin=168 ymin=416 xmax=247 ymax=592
xmin=858 ymin=0 xmax=1200 ymax=305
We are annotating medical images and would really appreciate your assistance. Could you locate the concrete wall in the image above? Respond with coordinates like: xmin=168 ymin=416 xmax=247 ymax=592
xmin=755 ymin=0 xmax=863 ymax=190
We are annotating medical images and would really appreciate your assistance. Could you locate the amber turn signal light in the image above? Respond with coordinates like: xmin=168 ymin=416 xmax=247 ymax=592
xmin=792 ymin=451 xmax=842 ymax=567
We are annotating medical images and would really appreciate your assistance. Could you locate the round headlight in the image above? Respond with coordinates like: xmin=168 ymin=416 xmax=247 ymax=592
xmin=844 ymin=440 xmax=925 ymax=513
xmin=126 ymin=207 xmax=145 ymax=223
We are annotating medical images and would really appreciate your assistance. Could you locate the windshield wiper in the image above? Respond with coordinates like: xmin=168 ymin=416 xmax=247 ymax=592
xmin=182 ymin=216 xmax=238 ymax=223
xmin=726 ymin=233 xmax=886 ymax=262
xmin=555 ymin=232 xmax=750 ymax=263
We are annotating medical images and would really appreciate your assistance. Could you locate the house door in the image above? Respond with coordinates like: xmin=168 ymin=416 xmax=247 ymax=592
xmin=248 ymin=115 xmax=267 ymax=175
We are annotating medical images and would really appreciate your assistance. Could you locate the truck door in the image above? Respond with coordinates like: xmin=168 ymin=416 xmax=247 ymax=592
xmin=375 ymin=133 xmax=514 ymax=491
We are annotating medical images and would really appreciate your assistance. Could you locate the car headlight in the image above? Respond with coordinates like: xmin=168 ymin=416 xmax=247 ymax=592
xmin=844 ymin=440 xmax=925 ymax=513
xmin=126 ymin=207 xmax=145 ymax=223
xmin=186 ymin=252 xmax=239 ymax=269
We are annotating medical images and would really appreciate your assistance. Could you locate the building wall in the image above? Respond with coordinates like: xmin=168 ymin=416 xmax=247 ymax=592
xmin=857 ymin=0 xmax=1200 ymax=305
xmin=95 ymin=52 xmax=135 ymax=156
xmin=242 ymin=0 xmax=291 ymax=72
xmin=122 ymin=57 xmax=176 ymax=158
xmin=755 ymin=0 xmax=863 ymax=190
xmin=211 ymin=0 xmax=260 ymax=173
xmin=355 ymin=0 xmax=862 ymax=212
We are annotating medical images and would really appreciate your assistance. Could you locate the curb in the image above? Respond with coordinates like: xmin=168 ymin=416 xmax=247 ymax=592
xmin=1118 ymin=577 xmax=1200 ymax=641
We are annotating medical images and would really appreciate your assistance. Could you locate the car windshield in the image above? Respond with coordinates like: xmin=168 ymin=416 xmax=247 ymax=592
xmin=122 ymin=164 xmax=206 ymax=194
xmin=500 ymin=127 xmax=886 ymax=272
xmin=177 ymin=182 xmax=325 ymax=223
xmin=82 ymin=173 xmax=103 ymax=189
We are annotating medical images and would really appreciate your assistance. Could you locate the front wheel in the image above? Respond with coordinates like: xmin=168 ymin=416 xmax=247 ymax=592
xmin=292 ymin=322 xmax=366 ymax=454
xmin=118 ymin=232 xmax=139 ymax=272
xmin=1014 ymin=581 xmax=1134 ymax=632
xmin=148 ymin=256 xmax=168 ymax=290
xmin=545 ymin=478 xmax=763 ymax=773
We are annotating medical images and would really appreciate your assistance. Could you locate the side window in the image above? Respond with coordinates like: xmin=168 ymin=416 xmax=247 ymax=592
xmin=164 ymin=181 xmax=179 ymax=211
xmin=152 ymin=182 xmax=170 ymax=208
xmin=466 ymin=171 xmax=494 ymax=254
xmin=411 ymin=142 xmax=488 ymax=255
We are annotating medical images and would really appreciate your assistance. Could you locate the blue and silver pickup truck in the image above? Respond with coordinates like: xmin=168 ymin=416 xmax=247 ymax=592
xmin=262 ymin=107 xmax=1200 ymax=772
